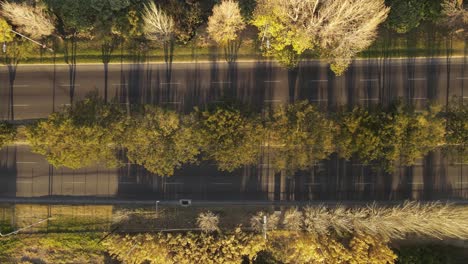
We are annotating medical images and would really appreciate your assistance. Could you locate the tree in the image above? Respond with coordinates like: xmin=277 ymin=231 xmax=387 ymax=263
xmin=143 ymin=1 xmax=175 ymax=64
xmin=26 ymin=94 xmax=125 ymax=169
xmin=195 ymin=106 xmax=264 ymax=172
xmin=105 ymin=230 xmax=267 ymax=264
xmin=444 ymin=100 xmax=468 ymax=162
xmin=312 ymin=0 xmax=390 ymax=75
xmin=266 ymin=101 xmax=335 ymax=173
xmin=384 ymin=0 xmax=441 ymax=34
xmin=252 ymin=0 xmax=389 ymax=75
xmin=45 ymin=0 xmax=96 ymax=104
xmin=334 ymin=103 xmax=445 ymax=171
xmin=1 ymin=1 xmax=54 ymax=39
xmin=0 ymin=121 xmax=15 ymax=149
xmin=207 ymin=0 xmax=246 ymax=62
xmin=0 ymin=18 xmax=14 ymax=43
xmin=123 ymin=106 xmax=202 ymax=176
xmin=441 ymin=0 xmax=468 ymax=35
xmin=266 ymin=231 xmax=397 ymax=264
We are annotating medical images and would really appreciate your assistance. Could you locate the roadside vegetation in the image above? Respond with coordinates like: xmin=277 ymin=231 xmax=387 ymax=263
xmin=0 ymin=0 xmax=465 ymax=73
xmin=0 ymin=95 xmax=463 ymax=176
xmin=1 ymin=202 xmax=466 ymax=263
xmin=0 ymin=121 xmax=15 ymax=149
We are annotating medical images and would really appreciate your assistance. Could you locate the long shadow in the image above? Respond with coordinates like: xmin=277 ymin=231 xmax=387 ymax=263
xmin=63 ymin=36 xmax=78 ymax=105
xmin=0 ymin=146 xmax=17 ymax=198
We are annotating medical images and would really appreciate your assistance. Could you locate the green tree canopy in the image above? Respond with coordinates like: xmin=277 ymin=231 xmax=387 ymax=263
xmin=0 ymin=121 xmax=15 ymax=149
xmin=385 ymin=0 xmax=442 ymax=33
xmin=26 ymin=93 xmax=126 ymax=169
xmin=334 ymin=103 xmax=445 ymax=171
xmin=123 ymin=106 xmax=202 ymax=176
xmin=195 ymin=106 xmax=264 ymax=172
xmin=266 ymin=102 xmax=335 ymax=173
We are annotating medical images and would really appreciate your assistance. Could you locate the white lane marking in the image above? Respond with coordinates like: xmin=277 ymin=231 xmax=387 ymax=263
xmin=16 ymin=162 xmax=37 ymax=164
xmin=13 ymin=104 xmax=29 ymax=107
xmin=64 ymin=182 xmax=85 ymax=184
xmin=456 ymin=77 xmax=468 ymax=80
xmin=161 ymin=101 xmax=181 ymax=104
xmin=211 ymin=183 xmax=233 ymax=185
xmin=120 ymin=182 xmax=135 ymax=185
xmin=164 ymin=182 xmax=184 ymax=185
xmin=212 ymin=81 xmax=231 ymax=84
xmin=112 ymin=83 xmax=127 ymax=86
xmin=408 ymin=78 xmax=426 ymax=81
xmin=411 ymin=97 xmax=427 ymax=100
xmin=305 ymin=183 xmax=321 ymax=186
xmin=408 ymin=182 xmax=424 ymax=185
xmin=355 ymin=182 xmax=373 ymax=185
xmin=360 ymin=79 xmax=378 ymax=82
xmin=359 ymin=98 xmax=379 ymax=100
xmin=160 ymin=82 xmax=180 ymax=85
xmin=17 ymin=180 xmax=32 ymax=183
xmin=309 ymin=79 xmax=328 ymax=82
xmin=13 ymin=84 xmax=30 ymax=87
xmin=264 ymin=80 xmax=281 ymax=83
xmin=264 ymin=99 xmax=281 ymax=102
xmin=61 ymin=103 xmax=71 ymax=106
xmin=310 ymin=99 xmax=328 ymax=102
xmin=59 ymin=84 xmax=81 ymax=87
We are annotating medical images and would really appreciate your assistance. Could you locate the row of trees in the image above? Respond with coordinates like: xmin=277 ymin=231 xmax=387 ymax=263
xmin=0 ymin=1 xmax=465 ymax=75
xmin=18 ymin=95 xmax=467 ymax=176
xmin=105 ymin=230 xmax=396 ymax=264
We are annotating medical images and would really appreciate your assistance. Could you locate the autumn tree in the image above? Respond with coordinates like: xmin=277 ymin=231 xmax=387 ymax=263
xmin=207 ymin=0 xmax=246 ymax=62
xmin=105 ymin=230 xmax=266 ymax=264
xmin=252 ymin=0 xmax=389 ymax=74
xmin=1 ymin=1 xmax=55 ymax=39
xmin=334 ymin=103 xmax=445 ymax=171
xmin=143 ymin=1 xmax=175 ymax=63
xmin=0 ymin=18 xmax=14 ymax=43
xmin=266 ymin=101 xmax=335 ymax=173
xmin=26 ymin=93 xmax=126 ymax=169
xmin=266 ymin=231 xmax=396 ymax=264
xmin=123 ymin=106 xmax=202 ymax=176
xmin=195 ymin=106 xmax=264 ymax=172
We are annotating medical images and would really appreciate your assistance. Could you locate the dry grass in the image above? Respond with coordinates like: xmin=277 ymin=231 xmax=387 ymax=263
xmin=1 ymin=1 xmax=54 ymax=39
xmin=301 ymin=202 xmax=468 ymax=240
xmin=197 ymin=211 xmax=219 ymax=233
xmin=250 ymin=211 xmax=279 ymax=232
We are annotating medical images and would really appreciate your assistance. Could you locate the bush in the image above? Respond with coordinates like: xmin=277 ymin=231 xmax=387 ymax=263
xmin=0 ymin=121 xmax=16 ymax=149
xmin=197 ymin=211 xmax=219 ymax=233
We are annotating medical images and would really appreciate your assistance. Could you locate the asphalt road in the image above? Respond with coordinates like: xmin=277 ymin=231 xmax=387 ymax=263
xmin=0 ymin=57 xmax=467 ymax=120
xmin=0 ymin=57 xmax=467 ymax=201
xmin=0 ymin=145 xmax=466 ymax=201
